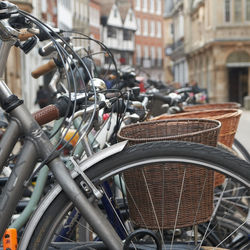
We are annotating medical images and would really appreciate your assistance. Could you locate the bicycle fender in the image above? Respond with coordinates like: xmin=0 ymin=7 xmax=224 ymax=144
xmin=77 ymin=140 xmax=128 ymax=174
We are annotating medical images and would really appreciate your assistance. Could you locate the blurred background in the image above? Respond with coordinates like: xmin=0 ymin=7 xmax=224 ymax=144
xmin=6 ymin=0 xmax=250 ymax=111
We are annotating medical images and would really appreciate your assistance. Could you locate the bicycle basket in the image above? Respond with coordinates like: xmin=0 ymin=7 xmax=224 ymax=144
xmin=183 ymin=102 xmax=241 ymax=112
xmin=151 ymin=109 xmax=242 ymax=186
xmin=118 ymin=119 xmax=221 ymax=229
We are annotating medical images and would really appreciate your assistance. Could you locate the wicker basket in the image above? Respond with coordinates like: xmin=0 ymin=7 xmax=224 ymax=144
xmin=183 ymin=102 xmax=240 ymax=112
xmin=152 ymin=109 xmax=241 ymax=148
xmin=152 ymin=109 xmax=242 ymax=186
xmin=118 ymin=119 xmax=221 ymax=229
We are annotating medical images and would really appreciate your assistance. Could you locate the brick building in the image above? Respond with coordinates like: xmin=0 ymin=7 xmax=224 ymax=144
xmin=134 ymin=0 xmax=164 ymax=82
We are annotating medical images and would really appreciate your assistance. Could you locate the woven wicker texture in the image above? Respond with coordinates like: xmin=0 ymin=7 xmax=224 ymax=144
xmin=152 ymin=109 xmax=242 ymax=148
xmin=118 ymin=119 xmax=221 ymax=229
xmin=152 ymin=109 xmax=242 ymax=186
xmin=183 ymin=102 xmax=240 ymax=112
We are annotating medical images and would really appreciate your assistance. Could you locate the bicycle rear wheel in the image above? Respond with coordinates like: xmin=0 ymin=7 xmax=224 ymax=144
xmin=20 ymin=141 xmax=250 ymax=250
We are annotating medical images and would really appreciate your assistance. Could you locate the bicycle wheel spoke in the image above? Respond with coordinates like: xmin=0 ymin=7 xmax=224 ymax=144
xmin=190 ymin=170 xmax=210 ymax=246
xmin=125 ymin=180 xmax=149 ymax=228
xmin=142 ymin=169 xmax=165 ymax=249
xmin=216 ymin=218 xmax=249 ymax=248
xmin=197 ymin=179 xmax=229 ymax=249
xmin=170 ymin=168 xmax=186 ymax=249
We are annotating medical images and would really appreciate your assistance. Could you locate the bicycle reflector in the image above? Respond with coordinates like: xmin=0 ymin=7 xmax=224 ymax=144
xmin=3 ymin=228 xmax=17 ymax=250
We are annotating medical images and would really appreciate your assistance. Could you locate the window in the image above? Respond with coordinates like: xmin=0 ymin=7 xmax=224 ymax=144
xmin=135 ymin=0 xmax=141 ymax=11
xmin=151 ymin=46 xmax=155 ymax=64
xmin=200 ymin=58 xmax=203 ymax=87
xmin=157 ymin=21 xmax=162 ymax=38
xmin=156 ymin=0 xmax=161 ymax=15
xmin=143 ymin=19 xmax=148 ymax=36
xmin=170 ymin=23 xmax=174 ymax=36
xmin=225 ymin=0 xmax=230 ymax=22
xmin=123 ymin=30 xmax=132 ymax=40
xmin=136 ymin=45 xmax=141 ymax=65
xmin=206 ymin=56 xmax=211 ymax=93
xmin=224 ymin=0 xmax=250 ymax=22
xmin=136 ymin=18 xmax=141 ymax=35
xmin=246 ymin=0 xmax=250 ymax=21
xmin=179 ymin=13 xmax=184 ymax=38
xmin=157 ymin=47 xmax=162 ymax=66
xmin=143 ymin=0 xmax=148 ymax=12
xmin=150 ymin=21 xmax=155 ymax=36
xmin=41 ymin=0 xmax=47 ymax=12
xmin=83 ymin=4 xmax=88 ymax=21
xmin=107 ymin=26 xmax=116 ymax=38
xmin=150 ymin=0 xmax=155 ymax=13
xmin=144 ymin=45 xmax=149 ymax=59
xmin=234 ymin=0 xmax=242 ymax=22
xmin=80 ymin=3 xmax=84 ymax=19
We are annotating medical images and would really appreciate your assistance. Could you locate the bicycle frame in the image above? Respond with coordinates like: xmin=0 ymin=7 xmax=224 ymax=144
xmin=10 ymin=112 xmax=119 ymax=231
xmin=0 ymin=20 xmax=124 ymax=250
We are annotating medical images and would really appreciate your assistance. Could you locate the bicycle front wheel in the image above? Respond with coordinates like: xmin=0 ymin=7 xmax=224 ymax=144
xmin=21 ymin=141 xmax=250 ymax=250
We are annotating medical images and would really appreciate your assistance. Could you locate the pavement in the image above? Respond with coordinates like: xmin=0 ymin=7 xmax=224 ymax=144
xmin=235 ymin=109 xmax=250 ymax=152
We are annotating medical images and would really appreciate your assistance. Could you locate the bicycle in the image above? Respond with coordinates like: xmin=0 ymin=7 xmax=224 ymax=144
xmin=0 ymin=2 xmax=249 ymax=250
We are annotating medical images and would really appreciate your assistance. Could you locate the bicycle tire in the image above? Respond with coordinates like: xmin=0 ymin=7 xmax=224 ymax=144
xmin=233 ymin=138 xmax=250 ymax=162
xmin=20 ymin=141 xmax=250 ymax=250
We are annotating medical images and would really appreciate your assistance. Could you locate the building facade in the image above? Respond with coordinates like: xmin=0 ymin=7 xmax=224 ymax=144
xmin=72 ymin=0 xmax=89 ymax=45
xmin=5 ymin=1 xmax=35 ymax=110
xmin=89 ymin=0 xmax=101 ymax=66
xmin=164 ymin=0 xmax=250 ymax=104
xmin=163 ymin=0 xmax=174 ymax=83
xmin=99 ymin=0 xmax=137 ymax=70
xmin=186 ymin=0 xmax=250 ymax=104
xmin=134 ymin=0 xmax=164 ymax=81
xmin=163 ymin=0 xmax=189 ymax=87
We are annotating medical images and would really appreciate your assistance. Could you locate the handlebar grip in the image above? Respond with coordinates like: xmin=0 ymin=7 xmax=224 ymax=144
xmin=18 ymin=30 xmax=34 ymax=41
xmin=31 ymin=59 xmax=57 ymax=79
xmin=33 ymin=105 xmax=60 ymax=126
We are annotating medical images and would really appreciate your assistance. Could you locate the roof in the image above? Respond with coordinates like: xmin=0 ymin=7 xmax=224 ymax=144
xmin=118 ymin=1 xmax=132 ymax=21
xmin=97 ymin=0 xmax=132 ymax=21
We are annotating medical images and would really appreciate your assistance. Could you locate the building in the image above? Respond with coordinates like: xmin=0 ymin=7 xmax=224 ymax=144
xmin=163 ymin=0 xmax=174 ymax=83
xmin=89 ymin=0 xmax=101 ymax=67
xmin=134 ymin=0 xmax=164 ymax=81
xmin=164 ymin=0 xmax=250 ymax=104
xmin=186 ymin=0 xmax=250 ymax=104
xmin=72 ymin=0 xmax=89 ymax=48
xmin=98 ymin=0 xmax=137 ymax=71
xmin=41 ymin=0 xmax=57 ymax=27
xmin=163 ymin=0 xmax=188 ymax=86
xmin=5 ymin=0 xmax=36 ymax=110
xmin=21 ymin=0 xmax=57 ymax=111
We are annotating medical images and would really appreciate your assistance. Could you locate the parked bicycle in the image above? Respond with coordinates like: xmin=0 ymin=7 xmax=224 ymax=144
xmin=0 ymin=2 xmax=249 ymax=250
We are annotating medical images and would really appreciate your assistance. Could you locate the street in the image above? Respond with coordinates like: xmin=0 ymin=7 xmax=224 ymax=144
xmin=235 ymin=109 xmax=250 ymax=153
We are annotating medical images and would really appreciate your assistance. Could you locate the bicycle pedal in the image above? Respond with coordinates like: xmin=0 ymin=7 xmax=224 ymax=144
xmin=3 ymin=228 xmax=17 ymax=250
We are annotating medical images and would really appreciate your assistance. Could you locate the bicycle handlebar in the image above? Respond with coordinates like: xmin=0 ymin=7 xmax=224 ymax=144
xmin=31 ymin=59 xmax=57 ymax=79
xmin=38 ymin=37 xmax=70 ymax=57
xmin=33 ymin=104 xmax=60 ymax=126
